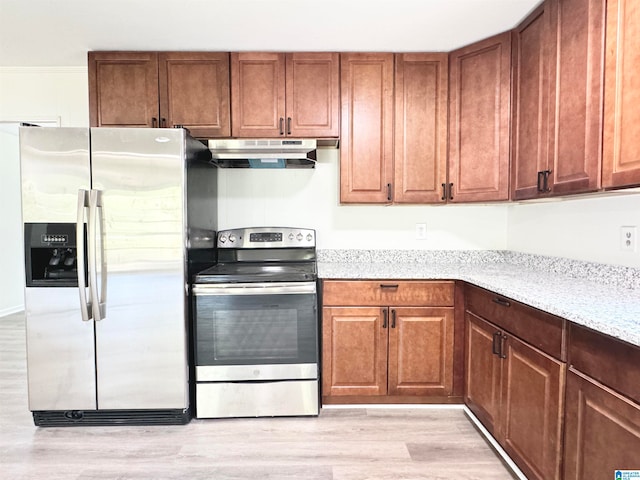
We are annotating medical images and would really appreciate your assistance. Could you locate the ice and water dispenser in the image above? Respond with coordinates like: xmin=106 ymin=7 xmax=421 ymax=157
xmin=24 ymin=223 xmax=85 ymax=287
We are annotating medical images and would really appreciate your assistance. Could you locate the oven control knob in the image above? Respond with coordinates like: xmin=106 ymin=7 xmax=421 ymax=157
xmin=229 ymin=234 xmax=237 ymax=243
xmin=296 ymin=233 xmax=303 ymax=241
xmin=219 ymin=235 xmax=227 ymax=244
xmin=306 ymin=233 xmax=313 ymax=242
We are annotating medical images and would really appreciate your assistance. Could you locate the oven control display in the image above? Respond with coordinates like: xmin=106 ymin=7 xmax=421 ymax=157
xmin=250 ymin=232 xmax=282 ymax=242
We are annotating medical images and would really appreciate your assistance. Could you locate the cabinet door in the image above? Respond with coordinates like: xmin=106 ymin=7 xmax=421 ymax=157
xmin=231 ymin=52 xmax=286 ymax=137
xmin=394 ymin=53 xmax=448 ymax=203
xmin=340 ymin=53 xmax=394 ymax=203
xmin=465 ymin=312 xmax=502 ymax=434
xmin=388 ymin=307 xmax=454 ymax=396
xmin=286 ymin=53 xmax=340 ymax=138
xmin=564 ymin=369 xmax=640 ymax=479
xmin=547 ymin=0 xmax=605 ymax=195
xmin=322 ymin=307 xmax=388 ymax=396
xmin=500 ymin=333 xmax=565 ymax=480
xmin=88 ymin=51 xmax=159 ymax=128
xmin=158 ymin=52 xmax=230 ymax=138
xmin=448 ymin=32 xmax=511 ymax=203
xmin=602 ymin=0 xmax=640 ymax=189
xmin=511 ymin=3 xmax=552 ymax=200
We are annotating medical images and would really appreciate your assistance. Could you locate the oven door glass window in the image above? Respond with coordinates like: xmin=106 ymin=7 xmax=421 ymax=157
xmin=195 ymin=290 xmax=317 ymax=366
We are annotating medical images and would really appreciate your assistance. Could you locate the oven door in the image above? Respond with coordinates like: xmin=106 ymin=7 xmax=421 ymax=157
xmin=192 ymin=282 xmax=318 ymax=382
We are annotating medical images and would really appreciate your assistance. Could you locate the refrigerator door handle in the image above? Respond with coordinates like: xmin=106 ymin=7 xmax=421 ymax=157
xmin=76 ymin=189 xmax=92 ymax=322
xmin=89 ymin=189 xmax=107 ymax=321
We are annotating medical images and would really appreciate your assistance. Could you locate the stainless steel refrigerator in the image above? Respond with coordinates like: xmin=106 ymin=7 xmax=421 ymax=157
xmin=20 ymin=127 xmax=217 ymax=426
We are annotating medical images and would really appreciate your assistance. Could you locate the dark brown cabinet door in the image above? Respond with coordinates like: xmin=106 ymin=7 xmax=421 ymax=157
xmin=564 ymin=369 xmax=640 ymax=479
xmin=231 ymin=52 xmax=286 ymax=137
xmin=511 ymin=3 xmax=551 ymax=200
xmin=603 ymin=0 xmax=640 ymax=189
xmin=464 ymin=312 xmax=502 ymax=434
xmin=500 ymin=333 xmax=565 ymax=480
xmin=547 ymin=0 xmax=605 ymax=195
xmin=88 ymin=52 xmax=159 ymax=128
xmin=321 ymin=307 xmax=388 ymax=397
xmin=340 ymin=53 xmax=394 ymax=203
xmin=286 ymin=53 xmax=340 ymax=138
xmin=448 ymin=32 xmax=511 ymax=203
xmin=394 ymin=53 xmax=448 ymax=204
xmin=388 ymin=307 xmax=454 ymax=396
xmin=158 ymin=52 xmax=230 ymax=138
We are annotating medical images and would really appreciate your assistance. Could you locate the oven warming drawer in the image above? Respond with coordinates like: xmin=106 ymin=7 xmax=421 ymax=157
xmin=196 ymin=380 xmax=319 ymax=418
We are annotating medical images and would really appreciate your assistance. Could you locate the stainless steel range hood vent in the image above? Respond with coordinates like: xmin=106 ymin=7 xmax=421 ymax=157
xmin=208 ymin=139 xmax=318 ymax=168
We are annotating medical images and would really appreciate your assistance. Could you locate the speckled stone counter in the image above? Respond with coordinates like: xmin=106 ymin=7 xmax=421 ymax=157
xmin=317 ymin=250 xmax=640 ymax=348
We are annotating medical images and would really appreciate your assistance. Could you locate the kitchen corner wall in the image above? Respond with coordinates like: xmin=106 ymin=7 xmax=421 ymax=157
xmin=1 ymin=67 xmax=638 ymax=314
xmin=507 ymin=193 xmax=640 ymax=268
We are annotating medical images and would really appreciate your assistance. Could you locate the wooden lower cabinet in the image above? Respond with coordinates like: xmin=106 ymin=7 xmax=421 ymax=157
xmin=465 ymin=310 xmax=565 ymax=480
xmin=322 ymin=306 xmax=454 ymax=398
xmin=563 ymin=369 xmax=640 ymax=479
xmin=322 ymin=280 xmax=457 ymax=403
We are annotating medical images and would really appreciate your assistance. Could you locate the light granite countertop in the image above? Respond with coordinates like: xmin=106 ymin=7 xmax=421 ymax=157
xmin=317 ymin=250 xmax=640 ymax=348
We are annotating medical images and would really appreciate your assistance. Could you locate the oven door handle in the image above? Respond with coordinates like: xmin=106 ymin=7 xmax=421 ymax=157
xmin=193 ymin=282 xmax=317 ymax=296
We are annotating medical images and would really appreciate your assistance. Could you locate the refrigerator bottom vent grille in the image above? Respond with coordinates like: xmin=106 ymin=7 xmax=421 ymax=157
xmin=32 ymin=408 xmax=191 ymax=427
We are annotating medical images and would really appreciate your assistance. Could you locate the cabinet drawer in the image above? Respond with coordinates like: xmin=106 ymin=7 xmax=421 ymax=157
xmin=323 ymin=280 xmax=454 ymax=307
xmin=569 ymin=324 xmax=640 ymax=404
xmin=465 ymin=285 xmax=566 ymax=360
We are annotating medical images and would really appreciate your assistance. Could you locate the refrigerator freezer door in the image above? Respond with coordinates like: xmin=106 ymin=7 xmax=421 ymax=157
xmin=89 ymin=128 xmax=189 ymax=410
xmin=20 ymin=127 xmax=96 ymax=411
xmin=20 ymin=127 xmax=91 ymax=223
xmin=25 ymin=288 xmax=97 ymax=410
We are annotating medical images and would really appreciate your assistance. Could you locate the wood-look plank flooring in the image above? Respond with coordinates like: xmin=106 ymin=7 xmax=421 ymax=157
xmin=0 ymin=312 xmax=515 ymax=479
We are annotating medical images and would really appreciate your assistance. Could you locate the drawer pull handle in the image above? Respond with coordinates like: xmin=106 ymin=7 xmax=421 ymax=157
xmin=382 ymin=309 xmax=388 ymax=329
xmin=492 ymin=297 xmax=511 ymax=307
xmin=379 ymin=284 xmax=399 ymax=289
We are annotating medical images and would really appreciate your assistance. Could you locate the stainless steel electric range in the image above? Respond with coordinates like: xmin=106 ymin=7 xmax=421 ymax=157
xmin=192 ymin=227 xmax=319 ymax=419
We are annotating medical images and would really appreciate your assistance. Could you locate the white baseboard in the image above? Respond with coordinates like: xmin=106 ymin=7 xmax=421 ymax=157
xmin=0 ymin=305 xmax=24 ymax=317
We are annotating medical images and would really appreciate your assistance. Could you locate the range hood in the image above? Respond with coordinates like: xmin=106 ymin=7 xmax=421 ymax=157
xmin=208 ymin=138 xmax=322 ymax=168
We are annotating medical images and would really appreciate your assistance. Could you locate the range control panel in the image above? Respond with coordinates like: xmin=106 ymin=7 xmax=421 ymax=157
xmin=217 ymin=227 xmax=315 ymax=248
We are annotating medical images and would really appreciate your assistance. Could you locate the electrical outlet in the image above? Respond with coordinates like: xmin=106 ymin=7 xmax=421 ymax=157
xmin=620 ymin=226 xmax=637 ymax=252
xmin=415 ymin=223 xmax=427 ymax=240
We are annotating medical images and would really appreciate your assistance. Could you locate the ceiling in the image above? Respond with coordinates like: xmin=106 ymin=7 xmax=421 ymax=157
xmin=0 ymin=0 xmax=542 ymax=67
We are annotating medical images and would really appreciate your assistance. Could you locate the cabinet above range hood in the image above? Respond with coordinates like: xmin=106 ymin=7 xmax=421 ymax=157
xmin=208 ymin=138 xmax=337 ymax=168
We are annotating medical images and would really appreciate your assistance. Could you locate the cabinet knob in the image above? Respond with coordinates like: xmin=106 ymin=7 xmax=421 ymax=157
xmin=391 ymin=309 xmax=396 ymax=329
xmin=279 ymin=117 xmax=285 ymax=135
xmin=382 ymin=309 xmax=388 ymax=329
xmin=287 ymin=117 xmax=292 ymax=135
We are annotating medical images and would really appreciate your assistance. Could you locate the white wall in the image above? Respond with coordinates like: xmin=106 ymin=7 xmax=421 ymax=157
xmin=218 ymin=149 xmax=509 ymax=250
xmin=507 ymin=193 xmax=640 ymax=268
xmin=0 ymin=67 xmax=89 ymax=314
xmin=1 ymin=67 xmax=638 ymax=314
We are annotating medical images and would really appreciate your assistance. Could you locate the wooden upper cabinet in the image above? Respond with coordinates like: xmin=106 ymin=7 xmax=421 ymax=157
xmin=340 ymin=53 xmax=394 ymax=203
xmin=231 ymin=52 xmax=339 ymax=138
xmin=512 ymin=0 xmax=606 ymax=200
xmin=603 ymin=0 xmax=640 ymax=189
xmin=89 ymin=51 xmax=231 ymax=137
xmin=394 ymin=53 xmax=448 ymax=204
xmin=448 ymin=32 xmax=511 ymax=203
xmin=547 ymin=0 xmax=605 ymax=195
xmin=286 ymin=53 xmax=340 ymax=137
xmin=231 ymin=52 xmax=286 ymax=137
xmin=158 ymin=52 xmax=230 ymax=138
xmin=89 ymin=52 xmax=159 ymax=128
xmin=511 ymin=3 xmax=551 ymax=200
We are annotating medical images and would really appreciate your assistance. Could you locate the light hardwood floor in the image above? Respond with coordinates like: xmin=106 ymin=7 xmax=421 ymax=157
xmin=0 ymin=312 xmax=515 ymax=479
